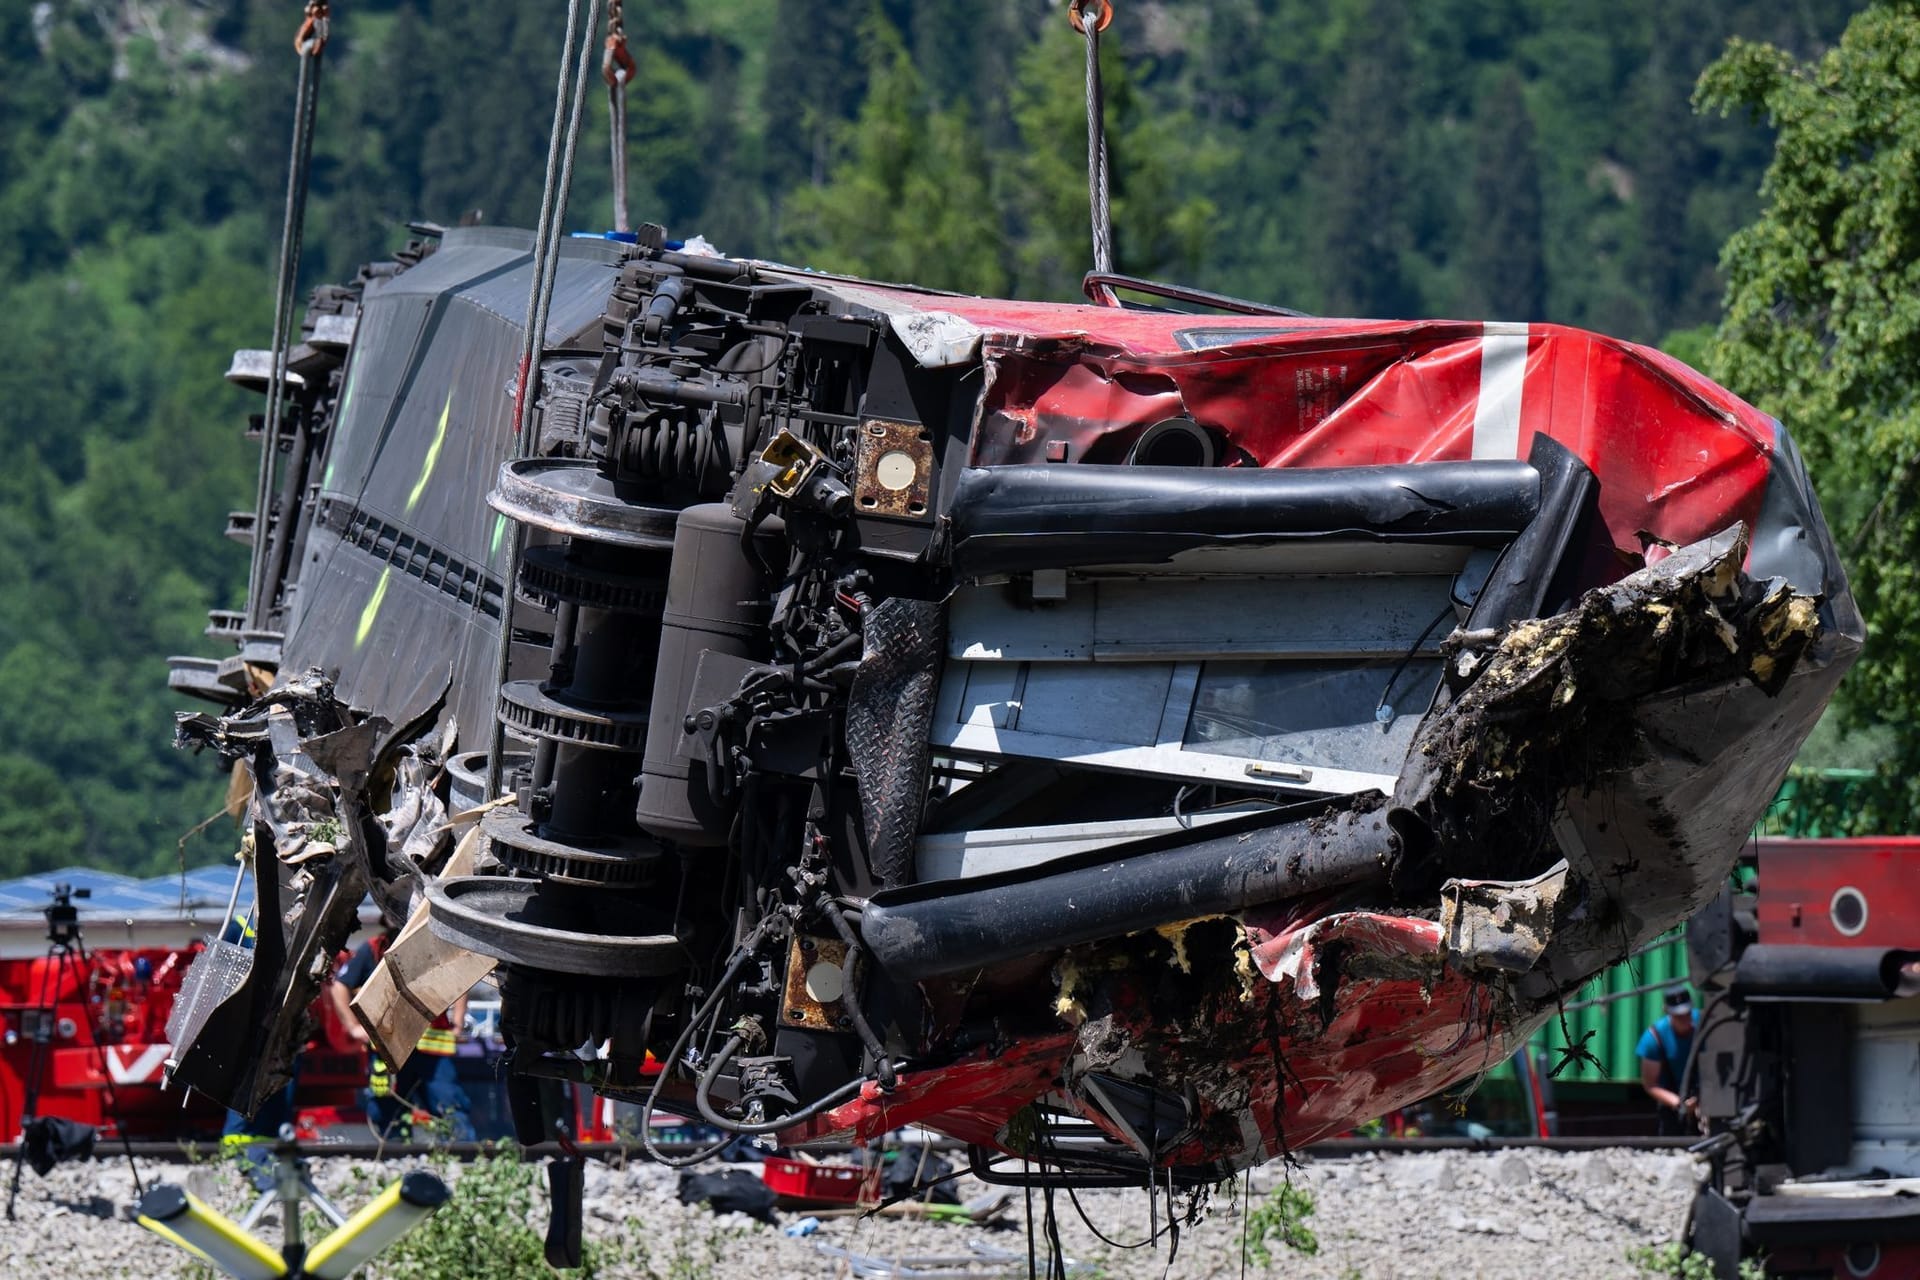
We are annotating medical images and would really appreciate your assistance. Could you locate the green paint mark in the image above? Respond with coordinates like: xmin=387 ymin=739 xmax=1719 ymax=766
xmin=355 ymin=567 xmax=392 ymax=648
xmin=337 ymin=359 xmax=359 ymax=426
xmin=490 ymin=513 xmax=507 ymax=560
xmin=323 ymin=362 xmax=358 ymax=493
xmin=405 ymin=391 xmax=452 ymax=513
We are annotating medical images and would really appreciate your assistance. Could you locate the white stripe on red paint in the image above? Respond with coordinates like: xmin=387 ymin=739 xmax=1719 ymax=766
xmin=1473 ymin=322 xmax=1529 ymax=460
xmin=105 ymin=1043 xmax=170 ymax=1085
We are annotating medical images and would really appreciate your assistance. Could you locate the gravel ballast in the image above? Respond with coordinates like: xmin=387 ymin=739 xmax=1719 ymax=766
xmin=2 ymin=1147 xmax=1700 ymax=1279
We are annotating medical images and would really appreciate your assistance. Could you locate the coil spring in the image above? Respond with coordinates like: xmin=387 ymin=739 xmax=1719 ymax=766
xmin=616 ymin=408 xmax=727 ymax=490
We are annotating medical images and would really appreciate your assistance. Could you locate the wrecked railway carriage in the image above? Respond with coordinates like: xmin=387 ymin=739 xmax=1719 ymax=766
xmin=165 ymin=229 xmax=1858 ymax=1183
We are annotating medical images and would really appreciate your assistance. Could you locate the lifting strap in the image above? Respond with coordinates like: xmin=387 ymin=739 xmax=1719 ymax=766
xmin=605 ymin=0 xmax=636 ymax=233
xmin=1069 ymin=0 xmax=1115 ymax=276
xmin=247 ymin=1 xmax=330 ymax=630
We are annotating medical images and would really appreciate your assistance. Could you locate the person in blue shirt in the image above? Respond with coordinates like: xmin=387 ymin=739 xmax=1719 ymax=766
xmin=1636 ymin=987 xmax=1698 ymax=1135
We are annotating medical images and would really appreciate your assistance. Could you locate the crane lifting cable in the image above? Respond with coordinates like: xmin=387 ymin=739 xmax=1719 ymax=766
xmin=245 ymin=1 xmax=330 ymax=631
xmin=485 ymin=0 xmax=604 ymax=799
xmin=605 ymin=0 xmax=636 ymax=234
xmin=1070 ymin=0 xmax=1115 ymax=276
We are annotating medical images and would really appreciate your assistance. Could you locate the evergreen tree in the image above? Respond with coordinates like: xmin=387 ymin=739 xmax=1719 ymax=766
xmin=784 ymin=13 xmax=1006 ymax=295
xmin=760 ymin=0 xmax=869 ymax=194
xmin=1311 ymin=0 xmax=1421 ymax=318
xmin=1631 ymin=40 xmax=1699 ymax=336
xmin=418 ymin=8 xmax=556 ymax=228
xmin=1463 ymin=70 xmax=1547 ymax=320
xmin=0 ymin=0 xmax=1879 ymax=874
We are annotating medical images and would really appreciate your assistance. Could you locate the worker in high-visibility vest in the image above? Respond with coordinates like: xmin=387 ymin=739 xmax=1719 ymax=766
xmin=326 ymin=933 xmax=474 ymax=1140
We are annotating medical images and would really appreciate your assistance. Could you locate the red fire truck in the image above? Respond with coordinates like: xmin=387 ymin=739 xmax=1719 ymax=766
xmin=0 ymin=936 xmax=369 ymax=1141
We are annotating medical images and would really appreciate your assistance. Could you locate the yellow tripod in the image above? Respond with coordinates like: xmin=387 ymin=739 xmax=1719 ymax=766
xmin=135 ymin=1137 xmax=450 ymax=1279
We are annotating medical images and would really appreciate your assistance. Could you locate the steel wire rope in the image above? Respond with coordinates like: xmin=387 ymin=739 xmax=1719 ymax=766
xmin=485 ymin=0 xmax=601 ymax=799
xmin=245 ymin=3 xmax=330 ymax=630
xmin=1071 ymin=0 xmax=1115 ymax=275
xmin=605 ymin=0 xmax=634 ymax=232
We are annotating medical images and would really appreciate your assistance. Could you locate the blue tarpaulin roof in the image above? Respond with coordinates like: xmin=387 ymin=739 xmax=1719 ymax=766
xmin=0 ymin=865 xmax=248 ymax=920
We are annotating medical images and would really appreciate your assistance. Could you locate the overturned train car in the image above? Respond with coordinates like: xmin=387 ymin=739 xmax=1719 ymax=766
xmin=164 ymin=225 xmax=1859 ymax=1181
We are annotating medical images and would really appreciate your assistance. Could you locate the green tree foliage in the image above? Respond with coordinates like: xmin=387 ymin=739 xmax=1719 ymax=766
xmin=784 ymin=13 xmax=1007 ymax=294
xmin=0 ymin=0 xmax=1875 ymax=872
xmin=1312 ymin=0 xmax=1420 ymax=317
xmin=1462 ymin=70 xmax=1547 ymax=319
xmin=1700 ymin=1 xmax=1920 ymax=827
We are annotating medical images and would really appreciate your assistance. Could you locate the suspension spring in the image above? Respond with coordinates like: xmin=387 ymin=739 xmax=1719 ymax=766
xmin=613 ymin=407 xmax=730 ymax=491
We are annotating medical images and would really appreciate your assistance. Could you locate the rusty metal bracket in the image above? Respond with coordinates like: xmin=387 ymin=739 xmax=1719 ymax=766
xmin=854 ymin=419 xmax=934 ymax=520
xmin=779 ymin=935 xmax=849 ymax=1031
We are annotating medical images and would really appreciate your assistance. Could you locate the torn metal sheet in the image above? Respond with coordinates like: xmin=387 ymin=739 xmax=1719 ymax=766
xmin=1440 ymin=863 xmax=1568 ymax=975
xmin=168 ymin=671 xmax=386 ymax=1115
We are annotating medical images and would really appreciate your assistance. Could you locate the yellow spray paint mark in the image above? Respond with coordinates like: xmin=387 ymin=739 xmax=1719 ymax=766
xmin=355 ymin=566 xmax=392 ymax=648
xmin=405 ymin=391 xmax=452 ymax=513
xmin=490 ymin=513 xmax=507 ymax=559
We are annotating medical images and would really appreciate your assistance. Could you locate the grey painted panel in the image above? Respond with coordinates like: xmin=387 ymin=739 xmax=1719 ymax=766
xmin=1186 ymin=659 xmax=1440 ymax=776
xmin=950 ymin=574 xmax=1456 ymax=662
xmin=1007 ymin=663 xmax=1174 ymax=742
xmin=914 ymin=803 xmax=1272 ymax=881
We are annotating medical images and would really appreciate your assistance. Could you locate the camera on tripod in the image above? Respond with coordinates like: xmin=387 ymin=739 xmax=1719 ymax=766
xmin=43 ymin=883 xmax=89 ymax=949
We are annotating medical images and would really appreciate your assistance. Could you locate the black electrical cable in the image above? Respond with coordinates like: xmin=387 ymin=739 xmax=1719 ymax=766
xmin=1043 ymin=1179 xmax=1067 ymax=1280
xmin=1061 ymin=1179 xmax=1169 ymax=1251
xmin=1036 ymin=1114 xmax=1171 ymax=1251
xmin=637 ymin=931 xmax=765 ymax=1168
xmin=691 ymin=1032 xmax=881 ymax=1135
xmin=1024 ymin=1158 xmax=1038 ymax=1280
xmin=820 ymin=905 xmax=898 ymax=1092
xmin=1374 ymin=605 xmax=1455 ymax=724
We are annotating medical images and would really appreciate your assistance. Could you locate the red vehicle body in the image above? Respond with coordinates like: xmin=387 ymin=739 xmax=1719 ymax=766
xmin=1689 ymin=838 xmax=1920 ymax=1279
xmin=753 ymin=295 xmax=1858 ymax=1162
xmin=0 ymin=946 xmax=215 ymax=1139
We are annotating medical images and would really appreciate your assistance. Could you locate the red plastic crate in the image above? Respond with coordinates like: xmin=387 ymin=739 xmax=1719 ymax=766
xmin=759 ymin=1155 xmax=883 ymax=1207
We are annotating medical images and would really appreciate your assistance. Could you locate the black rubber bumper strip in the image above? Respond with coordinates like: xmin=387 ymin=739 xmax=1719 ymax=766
xmin=859 ymin=797 xmax=1393 ymax=981
xmin=947 ymin=459 xmax=1541 ymax=574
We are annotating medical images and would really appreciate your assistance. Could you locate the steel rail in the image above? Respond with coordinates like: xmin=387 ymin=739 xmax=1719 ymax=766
xmin=0 ymin=1134 xmax=1700 ymax=1164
